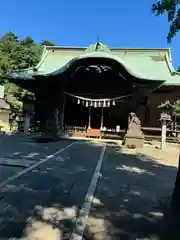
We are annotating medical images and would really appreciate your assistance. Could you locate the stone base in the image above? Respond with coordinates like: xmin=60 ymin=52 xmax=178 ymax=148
xmin=38 ymin=129 xmax=65 ymax=142
xmin=35 ymin=134 xmax=63 ymax=143
xmin=124 ymin=134 xmax=144 ymax=148
xmin=40 ymin=135 xmax=59 ymax=142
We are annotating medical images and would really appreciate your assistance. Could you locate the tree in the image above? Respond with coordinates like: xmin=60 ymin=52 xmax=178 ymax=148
xmin=0 ymin=32 xmax=42 ymax=114
xmin=152 ymin=1 xmax=180 ymax=42
xmin=41 ymin=40 xmax=56 ymax=46
xmin=152 ymin=3 xmax=180 ymax=210
xmin=2 ymin=31 xmax=19 ymax=42
xmin=21 ymin=36 xmax=34 ymax=46
xmin=0 ymin=32 xmax=57 ymax=116
xmin=172 ymin=99 xmax=180 ymax=210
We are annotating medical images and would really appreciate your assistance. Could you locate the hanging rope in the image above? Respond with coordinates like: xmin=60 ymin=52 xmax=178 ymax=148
xmin=64 ymin=92 xmax=131 ymax=102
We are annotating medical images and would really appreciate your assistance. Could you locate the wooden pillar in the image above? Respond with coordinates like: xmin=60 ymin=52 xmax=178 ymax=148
xmin=58 ymin=92 xmax=66 ymax=134
xmin=36 ymin=83 xmax=65 ymax=140
xmin=24 ymin=113 xmax=30 ymax=134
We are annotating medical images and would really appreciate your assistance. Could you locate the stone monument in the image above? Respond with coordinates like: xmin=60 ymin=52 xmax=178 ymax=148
xmin=124 ymin=112 xmax=144 ymax=148
xmin=22 ymin=94 xmax=35 ymax=134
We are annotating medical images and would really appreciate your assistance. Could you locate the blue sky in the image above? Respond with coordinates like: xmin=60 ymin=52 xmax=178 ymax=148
xmin=1 ymin=0 xmax=180 ymax=68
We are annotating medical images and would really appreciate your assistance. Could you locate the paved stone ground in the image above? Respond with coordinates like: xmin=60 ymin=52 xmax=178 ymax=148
xmin=0 ymin=139 xmax=104 ymax=239
xmin=0 ymin=136 xmax=178 ymax=239
xmin=0 ymin=133 xmax=69 ymax=160
xmin=0 ymin=133 xmax=74 ymax=182
xmin=87 ymin=141 xmax=178 ymax=240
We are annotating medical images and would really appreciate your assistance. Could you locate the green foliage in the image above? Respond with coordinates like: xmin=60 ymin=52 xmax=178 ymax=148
xmin=41 ymin=40 xmax=56 ymax=46
xmin=4 ymin=82 xmax=23 ymax=113
xmin=21 ymin=36 xmax=34 ymax=46
xmin=2 ymin=32 xmax=19 ymax=42
xmin=174 ymin=99 xmax=180 ymax=116
xmin=0 ymin=31 xmax=49 ymax=114
xmin=152 ymin=1 xmax=180 ymax=42
xmin=0 ymin=32 xmax=56 ymax=114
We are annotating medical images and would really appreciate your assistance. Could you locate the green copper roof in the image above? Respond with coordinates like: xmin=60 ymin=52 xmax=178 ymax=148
xmin=7 ymin=43 xmax=180 ymax=86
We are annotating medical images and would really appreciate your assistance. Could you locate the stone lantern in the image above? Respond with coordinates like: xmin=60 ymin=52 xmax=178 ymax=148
xmin=0 ymin=85 xmax=10 ymax=132
xmin=158 ymin=100 xmax=175 ymax=149
xmin=22 ymin=94 xmax=35 ymax=134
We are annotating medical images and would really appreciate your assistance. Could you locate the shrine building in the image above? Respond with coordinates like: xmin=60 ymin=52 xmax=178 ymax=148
xmin=6 ymin=42 xmax=180 ymax=138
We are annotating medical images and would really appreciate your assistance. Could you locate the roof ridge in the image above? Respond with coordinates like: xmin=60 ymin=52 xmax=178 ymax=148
xmin=46 ymin=45 xmax=170 ymax=52
xmin=36 ymin=51 xmax=164 ymax=81
xmin=35 ymin=47 xmax=48 ymax=70
xmin=164 ymin=49 xmax=180 ymax=76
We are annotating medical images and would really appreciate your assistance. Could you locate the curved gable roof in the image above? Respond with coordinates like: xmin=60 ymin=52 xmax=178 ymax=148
xmin=6 ymin=43 xmax=180 ymax=86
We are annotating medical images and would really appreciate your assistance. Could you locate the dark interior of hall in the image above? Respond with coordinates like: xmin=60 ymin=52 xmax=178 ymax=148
xmin=64 ymin=97 xmax=130 ymax=130
xmin=63 ymin=58 xmax=142 ymax=129
xmin=63 ymin=57 xmax=162 ymax=98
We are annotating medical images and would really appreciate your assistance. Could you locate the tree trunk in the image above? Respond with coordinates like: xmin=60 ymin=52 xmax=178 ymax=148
xmin=171 ymin=152 xmax=180 ymax=210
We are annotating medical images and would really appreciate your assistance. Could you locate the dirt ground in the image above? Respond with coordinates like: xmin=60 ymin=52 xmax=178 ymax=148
xmin=127 ymin=141 xmax=179 ymax=167
xmin=87 ymin=141 xmax=179 ymax=240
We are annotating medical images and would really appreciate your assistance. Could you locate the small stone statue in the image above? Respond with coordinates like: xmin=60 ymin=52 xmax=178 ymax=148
xmin=124 ymin=112 xmax=144 ymax=148
xmin=128 ymin=112 xmax=141 ymax=130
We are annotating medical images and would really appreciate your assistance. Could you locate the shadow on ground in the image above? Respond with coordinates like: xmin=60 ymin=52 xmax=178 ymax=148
xmin=88 ymin=141 xmax=179 ymax=240
xmin=0 ymin=132 xmax=75 ymax=161
xmin=0 ymin=133 xmax=76 ymax=183
xmin=0 ymin=138 xmax=178 ymax=239
xmin=0 ymin=139 xmax=97 ymax=239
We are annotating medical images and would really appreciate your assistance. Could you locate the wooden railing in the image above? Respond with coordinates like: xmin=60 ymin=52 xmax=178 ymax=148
xmin=141 ymin=127 xmax=180 ymax=143
xmin=64 ymin=125 xmax=87 ymax=137
xmin=63 ymin=125 xmax=180 ymax=142
xmin=86 ymin=128 xmax=101 ymax=138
